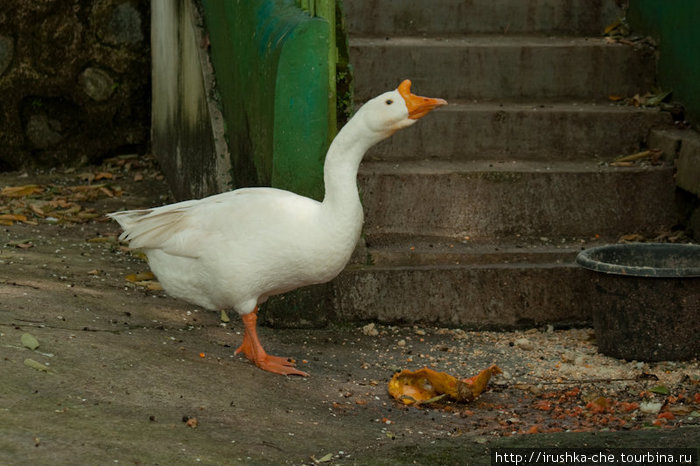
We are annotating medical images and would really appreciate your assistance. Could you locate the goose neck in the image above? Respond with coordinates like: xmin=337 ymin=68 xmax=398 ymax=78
xmin=321 ymin=119 xmax=378 ymax=209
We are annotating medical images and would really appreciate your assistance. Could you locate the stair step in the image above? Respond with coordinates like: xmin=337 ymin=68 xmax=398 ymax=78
xmin=333 ymin=260 xmax=593 ymax=327
xmin=350 ymin=36 xmax=655 ymax=101
xmin=345 ymin=0 xmax=623 ymax=36
xmin=307 ymin=0 xmax=683 ymax=329
xmin=364 ymin=101 xmax=672 ymax=161
xmin=265 ymin=243 xmax=597 ymax=328
xmin=358 ymin=160 xmax=678 ymax=241
xmin=365 ymin=237 xmax=582 ymax=266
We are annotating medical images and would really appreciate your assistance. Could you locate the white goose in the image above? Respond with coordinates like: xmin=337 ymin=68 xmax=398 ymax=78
xmin=109 ymin=80 xmax=446 ymax=376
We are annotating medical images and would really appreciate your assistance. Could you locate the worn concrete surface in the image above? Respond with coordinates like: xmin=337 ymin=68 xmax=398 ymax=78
xmin=344 ymin=0 xmax=624 ymax=36
xmin=350 ymin=36 xmax=655 ymax=101
xmin=1 ymin=168 xmax=699 ymax=465
xmin=358 ymin=160 xmax=678 ymax=241
xmin=342 ymin=0 xmax=685 ymax=332
xmin=364 ymin=102 xmax=673 ymax=162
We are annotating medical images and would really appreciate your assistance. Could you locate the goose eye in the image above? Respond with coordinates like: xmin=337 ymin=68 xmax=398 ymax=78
xmin=385 ymin=99 xmax=393 ymax=105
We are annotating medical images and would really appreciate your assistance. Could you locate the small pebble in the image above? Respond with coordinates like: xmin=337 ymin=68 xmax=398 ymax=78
xmin=397 ymin=339 xmax=406 ymax=347
xmin=515 ymin=338 xmax=534 ymax=351
xmin=639 ymin=401 xmax=663 ymax=414
xmin=362 ymin=323 xmax=379 ymax=337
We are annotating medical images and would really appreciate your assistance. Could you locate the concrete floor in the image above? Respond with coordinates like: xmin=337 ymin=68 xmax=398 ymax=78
xmin=1 ymin=168 xmax=698 ymax=465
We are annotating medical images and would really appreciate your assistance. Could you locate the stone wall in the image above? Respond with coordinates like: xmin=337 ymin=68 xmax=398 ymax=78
xmin=0 ymin=0 xmax=150 ymax=170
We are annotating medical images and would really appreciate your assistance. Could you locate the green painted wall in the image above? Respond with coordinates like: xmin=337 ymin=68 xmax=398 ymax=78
xmin=200 ymin=0 xmax=330 ymax=200
xmin=628 ymin=1 xmax=700 ymax=126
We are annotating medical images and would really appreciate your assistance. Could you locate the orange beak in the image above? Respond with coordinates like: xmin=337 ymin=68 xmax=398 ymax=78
xmin=398 ymin=80 xmax=448 ymax=119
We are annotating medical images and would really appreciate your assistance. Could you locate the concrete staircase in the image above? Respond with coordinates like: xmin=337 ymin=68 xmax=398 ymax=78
xmin=330 ymin=0 xmax=679 ymax=328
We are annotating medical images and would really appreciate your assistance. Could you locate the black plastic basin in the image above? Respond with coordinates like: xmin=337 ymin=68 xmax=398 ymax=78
xmin=576 ymin=243 xmax=700 ymax=361
xmin=577 ymin=243 xmax=700 ymax=278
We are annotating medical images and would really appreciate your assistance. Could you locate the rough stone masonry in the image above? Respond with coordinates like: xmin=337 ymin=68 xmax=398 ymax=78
xmin=0 ymin=0 xmax=151 ymax=170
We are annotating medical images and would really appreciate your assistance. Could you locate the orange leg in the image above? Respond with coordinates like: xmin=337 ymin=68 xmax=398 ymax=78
xmin=234 ymin=307 xmax=309 ymax=376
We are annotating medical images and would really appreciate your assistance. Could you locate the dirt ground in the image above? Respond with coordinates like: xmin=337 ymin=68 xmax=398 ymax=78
xmin=1 ymin=159 xmax=699 ymax=465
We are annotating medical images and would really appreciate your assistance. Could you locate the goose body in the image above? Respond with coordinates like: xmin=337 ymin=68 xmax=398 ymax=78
xmin=110 ymin=80 xmax=446 ymax=376
xmin=112 ymin=187 xmax=359 ymax=313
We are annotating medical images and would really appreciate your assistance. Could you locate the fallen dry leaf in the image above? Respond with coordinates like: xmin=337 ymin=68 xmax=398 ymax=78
xmin=79 ymin=172 xmax=95 ymax=184
xmin=29 ymin=203 xmax=46 ymax=216
xmin=619 ymin=233 xmax=645 ymax=243
xmin=0 ymin=213 xmax=28 ymax=223
xmin=311 ymin=452 xmax=334 ymax=463
xmin=24 ymin=358 xmax=49 ymax=372
xmin=603 ymin=17 xmax=630 ymax=38
xmin=21 ymin=333 xmax=40 ymax=350
xmin=125 ymin=271 xmax=156 ymax=282
xmin=603 ymin=18 xmax=622 ymax=35
xmin=136 ymin=280 xmax=163 ymax=291
xmin=99 ymin=187 xmax=114 ymax=198
xmin=94 ymin=172 xmax=114 ymax=181
xmin=7 ymin=240 xmax=34 ymax=249
xmin=1 ymin=185 xmax=42 ymax=197
xmin=1 ymin=180 xmax=121 ymax=226
xmin=628 ymin=90 xmax=672 ymax=108
xmin=125 ymin=271 xmax=162 ymax=290
xmin=650 ymin=385 xmax=670 ymax=395
xmin=388 ymin=365 xmax=501 ymax=406
xmin=612 ymin=149 xmax=663 ymax=165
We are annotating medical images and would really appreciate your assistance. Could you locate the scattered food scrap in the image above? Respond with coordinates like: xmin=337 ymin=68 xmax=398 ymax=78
xmin=362 ymin=322 xmax=379 ymax=337
xmin=388 ymin=365 xmax=501 ymax=406
xmin=182 ymin=416 xmax=198 ymax=428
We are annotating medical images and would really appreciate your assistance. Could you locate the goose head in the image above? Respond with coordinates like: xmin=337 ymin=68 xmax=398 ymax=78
xmin=358 ymin=80 xmax=448 ymax=138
